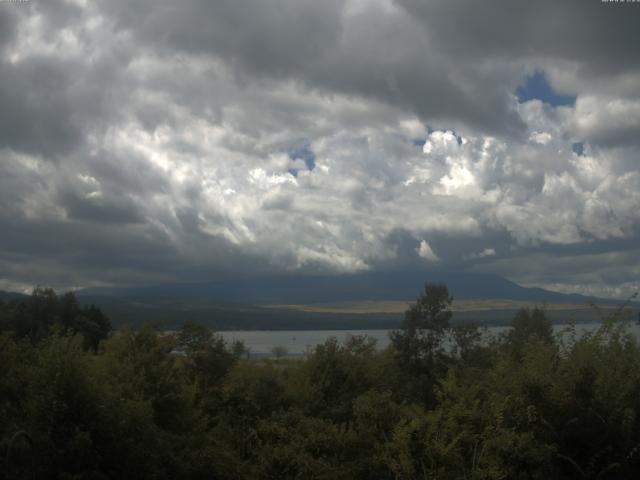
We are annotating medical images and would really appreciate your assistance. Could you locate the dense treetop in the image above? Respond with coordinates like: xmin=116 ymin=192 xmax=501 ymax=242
xmin=1 ymin=284 xmax=639 ymax=479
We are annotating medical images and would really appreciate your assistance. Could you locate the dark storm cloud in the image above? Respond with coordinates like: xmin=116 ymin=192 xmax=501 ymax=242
xmin=102 ymin=0 xmax=344 ymax=74
xmin=0 ymin=0 xmax=145 ymax=162
xmin=57 ymin=190 xmax=146 ymax=225
xmin=97 ymin=0 xmax=640 ymax=138
xmin=0 ymin=17 xmax=131 ymax=158
xmin=98 ymin=0 xmax=525 ymax=136
xmin=397 ymin=0 xmax=640 ymax=73
xmin=0 ymin=5 xmax=17 ymax=48
xmin=0 ymin=202 xmax=274 ymax=290
xmin=85 ymin=149 xmax=171 ymax=197
xmin=0 ymin=57 xmax=83 ymax=157
xmin=0 ymin=0 xmax=639 ymax=297
xmin=473 ymin=248 xmax=640 ymax=300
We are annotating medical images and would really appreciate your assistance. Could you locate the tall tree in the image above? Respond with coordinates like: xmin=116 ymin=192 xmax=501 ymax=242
xmin=390 ymin=283 xmax=453 ymax=405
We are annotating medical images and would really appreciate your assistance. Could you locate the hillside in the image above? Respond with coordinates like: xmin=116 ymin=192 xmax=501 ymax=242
xmin=78 ymin=272 xmax=610 ymax=305
xmin=0 ymin=290 xmax=27 ymax=302
xmin=71 ymin=273 xmax=635 ymax=330
xmin=4 ymin=275 xmax=632 ymax=331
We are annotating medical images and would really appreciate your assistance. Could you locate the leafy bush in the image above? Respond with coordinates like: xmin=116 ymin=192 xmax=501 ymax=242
xmin=2 ymin=286 xmax=640 ymax=479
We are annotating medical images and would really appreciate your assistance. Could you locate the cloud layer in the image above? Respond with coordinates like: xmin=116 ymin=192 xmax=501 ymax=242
xmin=0 ymin=0 xmax=639 ymax=298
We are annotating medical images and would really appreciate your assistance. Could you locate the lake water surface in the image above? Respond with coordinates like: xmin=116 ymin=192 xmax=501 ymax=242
xmin=221 ymin=322 xmax=640 ymax=356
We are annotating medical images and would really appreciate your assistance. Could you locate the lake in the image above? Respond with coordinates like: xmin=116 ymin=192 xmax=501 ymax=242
xmin=221 ymin=322 xmax=640 ymax=357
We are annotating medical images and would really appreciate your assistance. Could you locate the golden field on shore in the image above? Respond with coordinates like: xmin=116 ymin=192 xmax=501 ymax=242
xmin=262 ymin=299 xmax=617 ymax=315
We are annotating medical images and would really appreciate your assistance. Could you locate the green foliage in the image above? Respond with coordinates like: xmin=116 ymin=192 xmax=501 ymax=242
xmin=300 ymin=335 xmax=381 ymax=422
xmin=176 ymin=320 xmax=237 ymax=414
xmin=506 ymin=306 xmax=554 ymax=359
xmin=390 ymin=283 xmax=454 ymax=405
xmin=2 ymin=285 xmax=640 ymax=478
xmin=0 ymin=288 xmax=111 ymax=350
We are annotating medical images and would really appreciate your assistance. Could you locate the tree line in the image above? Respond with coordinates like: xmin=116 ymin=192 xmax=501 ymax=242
xmin=1 ymin=285 xmax=639 ymax=479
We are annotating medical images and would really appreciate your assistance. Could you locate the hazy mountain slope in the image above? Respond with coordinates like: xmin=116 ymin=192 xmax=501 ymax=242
xmin=72 ymin=272 xmax=633 ymax=330
xmin=0 ymin=290 xmax=28 ymax=301
xmin=77 ymin=272 xmax=609 ymax=305
xmin=4 ymin=274 xmax=631 ymax=330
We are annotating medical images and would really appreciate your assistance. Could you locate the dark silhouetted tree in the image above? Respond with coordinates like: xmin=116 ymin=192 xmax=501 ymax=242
xmin=390 ymin=282 xmax=453 ymax=405
xmin=507 ymin=306 xmax=553 ymax=358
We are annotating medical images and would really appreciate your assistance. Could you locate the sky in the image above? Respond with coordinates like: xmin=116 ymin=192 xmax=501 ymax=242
xmin=0 ymin=0 xmax=639 ymax=299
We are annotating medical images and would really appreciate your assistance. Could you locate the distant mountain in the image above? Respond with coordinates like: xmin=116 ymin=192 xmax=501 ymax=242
xmin=77 ymin=272 xmax=612 ymax=305
xmin=3 ymin=275 xmax=632 ymax=330
xmin=0 ymin=290 xmax=28 ymax=301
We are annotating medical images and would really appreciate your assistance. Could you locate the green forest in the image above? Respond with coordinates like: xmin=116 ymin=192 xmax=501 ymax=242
xmin=2 ymin=285 xmax=640 ymax=479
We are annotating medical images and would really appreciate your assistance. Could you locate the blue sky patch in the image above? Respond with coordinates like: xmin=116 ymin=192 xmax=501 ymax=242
xmin=516 ymin=71 xmax=575 ymax=107
xmin=572 ymin=142 xmax=585 ymax=156
xmin=288 ymin=143 xmax=316 ymax=177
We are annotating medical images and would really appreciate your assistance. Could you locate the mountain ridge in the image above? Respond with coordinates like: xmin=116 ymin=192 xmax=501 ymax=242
xmin=75 ymin=272 xmax=619 ymax=305
xmin=4 ymin=275 xmax=635 ymax=330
